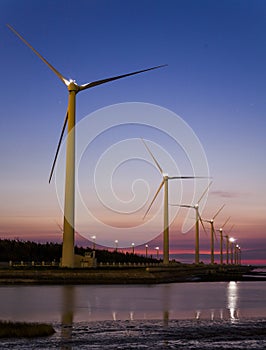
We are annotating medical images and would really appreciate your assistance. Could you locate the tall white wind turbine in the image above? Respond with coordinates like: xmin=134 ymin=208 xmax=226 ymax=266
xmin=142 ymin=139 xmax=203 ymax=265
xmin=8 ymin=24 xmax=167 ymax=268
xmin=171 ymin=182 xmax=212 ymax=265
xmin=218 ymin=216 xmax=230 ymax=265
xmin=202 ymin=204 xmax=225 ymax=264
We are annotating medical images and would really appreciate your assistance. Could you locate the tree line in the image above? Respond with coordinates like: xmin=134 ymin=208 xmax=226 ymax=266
xmin=0 ymin=239 xmax=159 ymax=264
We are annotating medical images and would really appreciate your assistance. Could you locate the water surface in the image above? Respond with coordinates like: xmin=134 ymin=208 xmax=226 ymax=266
xmin=0 ymin=281 xmax=266 ymax=349
xmin=0 ymin=281 xmax=266 ymax=322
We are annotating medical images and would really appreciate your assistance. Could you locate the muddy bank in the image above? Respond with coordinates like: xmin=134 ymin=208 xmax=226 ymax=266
xmin=0 ymin=265 xmax=255 ymax=285
xmin=2 ymin=319 xmax=266 ymax=349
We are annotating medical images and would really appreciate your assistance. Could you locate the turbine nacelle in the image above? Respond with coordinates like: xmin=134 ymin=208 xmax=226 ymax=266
xmin=68 ymin=81 xmax=80 ymax=92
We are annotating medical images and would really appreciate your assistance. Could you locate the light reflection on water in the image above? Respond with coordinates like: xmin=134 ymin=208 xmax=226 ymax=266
xmin=227 ymin=281 xmax=239 ymax=322
xmin=0 ymin=281 xmax=265 ymax=325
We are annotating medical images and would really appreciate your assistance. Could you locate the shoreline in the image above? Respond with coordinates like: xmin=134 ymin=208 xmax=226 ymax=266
xmin=0 ymin=265 xmax=263 ymax=285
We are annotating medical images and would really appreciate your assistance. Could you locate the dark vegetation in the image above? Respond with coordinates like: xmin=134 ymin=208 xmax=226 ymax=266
xmin=0 ymin=320 xmax=55 ymax=338
xmin=0 ymin=239 xmax=159 ymax=264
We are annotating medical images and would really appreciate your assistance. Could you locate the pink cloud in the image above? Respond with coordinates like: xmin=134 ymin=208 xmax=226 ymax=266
xmin=210 ymin=190 xmax=243 ymax=199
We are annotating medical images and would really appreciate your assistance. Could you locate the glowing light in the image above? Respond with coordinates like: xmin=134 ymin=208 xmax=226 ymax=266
xmin=227 ymin=281 xmax=239 ymax=323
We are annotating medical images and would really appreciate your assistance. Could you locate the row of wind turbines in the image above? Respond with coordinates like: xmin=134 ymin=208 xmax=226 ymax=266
xmin=141 ymin=139 xmax=241 ymax=266
xmin=7 ymin=25 xmax=241 ymax=267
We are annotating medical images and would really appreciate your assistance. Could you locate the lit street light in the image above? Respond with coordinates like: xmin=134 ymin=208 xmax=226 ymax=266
xmin=229 ymin=237 xmax=235 ymax=264
xmin=145 ymin=244 xmax=148 ymax=258
xmin=91 ymin=235 xmax=96 ymax=250
xmin=238 ymin=246 xmax=241 ymax=265
xmin=131 ymin=243 xmax=135 ymax=254
xmin=235 ymin=244 xmax=240 ymax=265
xmin=115 ymin=240 xmax=118 ymax=252
xmin=155 ymin=246 xmax=159 ymax=259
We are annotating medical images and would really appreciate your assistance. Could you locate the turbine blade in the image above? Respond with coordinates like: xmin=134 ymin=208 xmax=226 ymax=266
xmin=222 ymin=216 xmax=231 ymax=229
xmin=141 ymin=138 xmax=163 ymax=174
xmin=168 ymin=176 xmax=207 ymax=179
xmin=79 ymin=64 xmax=167 ymax=91
xmin=199 ymin=213 xmax=208 ymax=236
xmin=214 ymin=230 xmax=218 ymax=242
xmin=197 ymin=181 xmax=213 ymax=204
xmin=212 ymin=204 xmax=225 ymax=220
xmin=49 ymin=111 xmax=68 ymax=183
xmin=228 ymin=224 xmax=235 ymax=234
xmin=170 ymin=204 xmax=192 ymax=208
xmin=143 ymin=180 xmax=164 ymax=219
xmin=56 ymin=222 xmax=63 ymax=233
xmin=7 ymin=24 xmax=69 ymax=87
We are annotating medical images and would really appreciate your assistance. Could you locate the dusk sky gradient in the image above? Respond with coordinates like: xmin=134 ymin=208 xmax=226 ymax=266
xmin=0 ymin=0 xmax=265 ymax=264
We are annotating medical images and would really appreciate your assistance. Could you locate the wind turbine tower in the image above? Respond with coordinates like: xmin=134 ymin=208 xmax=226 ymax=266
xmin=218 ymin=217 xmax=230 ymax=265
xmin=171 ymin=182 xmax=212 ymax=265
xmin=224 ymin=224 xmax=234 ymax=264
xmin=8 ymin=25 xmax=166 ymax=267
xmin=142 ymin=139 xmax=201 ymax=265
xmin=203 ymin=204 xmax=225 ymax=264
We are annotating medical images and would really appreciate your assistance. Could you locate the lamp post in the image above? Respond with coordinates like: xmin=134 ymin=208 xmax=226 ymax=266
xmin=145 ymin=244 xmax=148 ymax=258
xmin=229 ymin=237 xmax=235 ymax=264
xmin=91 ymin=235 xmax=96 ymax=250
xmin=235 ymin=244 xmax=239 ymax=265
xmin=115 ymin=240 xmax=118 ymax=252
xmin=219 ymin=228 xmax=223 ymax=265
xmin=131 ymin=243 xmax=135 ymax=254
xmin=155 ymin=246 xmax=160 ymax=259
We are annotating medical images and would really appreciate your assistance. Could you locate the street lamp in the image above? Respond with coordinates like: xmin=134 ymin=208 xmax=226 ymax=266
xmin=235 ymin=244 xmax=239 ymax=265
xmin=145 ymin=244 xmax=148 ymax=258
xmin=219 ymin=228 xmax=223 ymax=265
xmin=91 ymin=235 xmax=96 ymax=250
xmin=155 ymin=246 xmax=159 ymax=259
xmin=238 ymin=246 xmax=241 ymax=265
xmin=115 ymin=240 xmax=118 ymax=252
xmin=131 ymin=243 xmax=135 ymax=254
xmin=235 ymin=244 xmax=240 ymax=265
xmin=229 ymin=237 xmax=235 ymax=264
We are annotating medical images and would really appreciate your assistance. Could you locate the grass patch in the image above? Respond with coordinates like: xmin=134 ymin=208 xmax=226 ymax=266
xmin=0 ymin=320 xmax=55 ymax=338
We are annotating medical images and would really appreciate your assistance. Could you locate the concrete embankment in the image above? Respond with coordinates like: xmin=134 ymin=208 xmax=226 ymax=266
xmin=0 ymin=265 xmax=253 ymax=285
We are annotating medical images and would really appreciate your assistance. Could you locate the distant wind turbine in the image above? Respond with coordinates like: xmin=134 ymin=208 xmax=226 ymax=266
xmin=218 ymin=217 xmax=230 ymax=265
xmin=142 ymin=139 xmax=204 ymax=265
xmin=8 ymin=24 xmax=167 ymax=267
xmin=224 ymin=224 xmax=234 ymax=264
xmin=202 ymin=204 xmax=225 ymax=264
xmin=171 ymin=182 xmax=212 ymax=265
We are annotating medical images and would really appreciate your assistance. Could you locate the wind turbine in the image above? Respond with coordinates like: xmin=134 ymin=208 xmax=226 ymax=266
xmin=202 ymin=204 xmax=225 ymax=264
xmin=217 ymin=216 xmax=230 ymax=265
xmin=142 ymin=139 xmax=204 ymax=265
xmin=8 ymin=24 xmax=166 ymax=268
xmin=171 ymin=182 xmax=212 ymax=265
xmin=224 ymin=224 xmax=234 ymax=264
